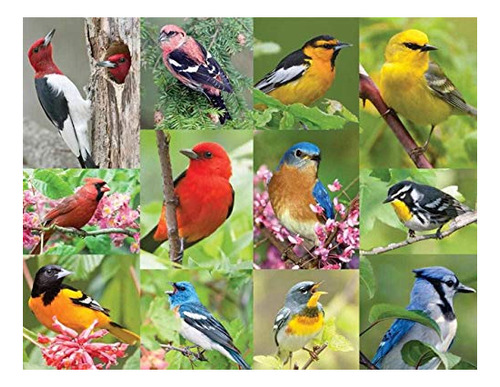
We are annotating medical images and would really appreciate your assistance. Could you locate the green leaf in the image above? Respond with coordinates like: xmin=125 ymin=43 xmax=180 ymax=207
xmin=42 ymin=240 xmax=86 ymax=256
xmin=84 ymin=234 xmax=112 ymax=254
xmin=315 ymin=318 xmax=354 ymax=352
xmin=360 ymin=256 xmax=376 ymax=299
xmin=32 ymin=170 xmax=74 ymax=199
xmin=401 ymin=340 xmax=461 ymax=370
xmin=452 ymin=359 xmax=477 ymax=369
xmin=464 ymin=131 xmax=477 ymax=161
xmin=253 ymin=355 xmax=283 ymax=370
xmin=56 ymin=255 xmax=105 ymax=280
xmin=368 ymin=304 xmax=441 ymax=337
xmin=279 ymin=111 xmax=295 ymax=129
xmin=123 ymin=349 xmax=140 ymax=370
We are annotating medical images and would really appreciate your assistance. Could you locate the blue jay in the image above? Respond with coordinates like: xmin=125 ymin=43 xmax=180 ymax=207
xmin=166 ymin=281 xmax=251 ymax=369
xmin=372 ymin=266 xmax=475 ymax=369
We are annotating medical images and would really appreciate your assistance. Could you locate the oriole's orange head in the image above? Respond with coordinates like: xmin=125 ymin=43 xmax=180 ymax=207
xmin=180 ymin=142 xmax=232 ymax=180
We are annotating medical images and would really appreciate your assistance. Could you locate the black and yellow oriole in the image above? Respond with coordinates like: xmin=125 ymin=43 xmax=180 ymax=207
xmin=28 ymin=264 xmax=139 ymax=345
xmin=255 ymin=35 xmax=351 ymax=107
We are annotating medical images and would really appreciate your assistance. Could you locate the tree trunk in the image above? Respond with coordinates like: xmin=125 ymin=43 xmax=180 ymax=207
xmin=84 ymin=17 xmax=140 ymax=169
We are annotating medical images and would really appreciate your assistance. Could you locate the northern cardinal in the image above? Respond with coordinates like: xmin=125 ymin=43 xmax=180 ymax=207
xmin=30 ymin=178 xmax=110 ymax=254
xmin=141 ymin=142 xmax=234 ymax=253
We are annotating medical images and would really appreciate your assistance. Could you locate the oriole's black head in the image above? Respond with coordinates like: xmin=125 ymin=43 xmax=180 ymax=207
xmin=31 ymin=265 xmax=72 ymax=297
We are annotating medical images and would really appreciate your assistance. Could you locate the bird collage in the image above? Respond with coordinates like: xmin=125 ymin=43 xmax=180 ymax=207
xmin=22 ymin=17 xmax=477 ymax=371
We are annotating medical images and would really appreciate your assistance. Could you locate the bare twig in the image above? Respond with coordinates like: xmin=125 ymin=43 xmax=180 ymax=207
xmin=360 ymin=351 xmax=379 ymax=370
xmin=155 ymin=130 xmax=182 ymax=263
xmin=129 ymin=265 xmax=141 ymax=296
xmin=301 ymin=343 xmax=328 ymax=370
xmin=159 ymin=343 xmax=207 ymax=369
xmin=31 ymin=225 xmax=136 ymax=238
xmin=23 ymin=259 xmax=33 ymax=290
xmin=359 ymin=65 xmax=433 ymax=169
xmin=361 ymin=211 xmax=477 ymax=256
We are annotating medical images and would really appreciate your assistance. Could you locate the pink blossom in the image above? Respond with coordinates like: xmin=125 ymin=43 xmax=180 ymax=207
xmin=327 ymin=179 xmax=342 ymax=192
xmin=287 ymin=234 xmax=304 ymax=246
xmin=37 ymin=318 xmax=129 ymax=370
xmin=140 ymin=347 xmax=168 ymax=370
xmin=309 ymin=203 xmax=325 ymax=215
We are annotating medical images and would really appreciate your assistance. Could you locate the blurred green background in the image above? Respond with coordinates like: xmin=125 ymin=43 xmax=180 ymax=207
xmin=360 ymin=255 xmax=477 ymax=368
xmin=141 ymin=17 xmax=253 ymax=129
xmin=360 ymin=168 xmax=477 ymax=254
xmin=253 ymin=270 xmax=359 ymax=369
xmin=23 ymin=255 xmax=140 ymax=370
xmin=140 ymin=131 xmax=253 ymax=270
xmin=254 ymin=17 xmax=359 ymax=122
xmin=140 ymin=268 xmax=252 ymax=370
xmin=359 ymin=17 xmax=477 ymax=168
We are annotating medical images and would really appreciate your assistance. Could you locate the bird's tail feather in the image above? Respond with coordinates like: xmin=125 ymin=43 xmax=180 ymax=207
xmin=78 ymin=150 xmax=98 ymax=169
xmin=226 ymin=347 xmax=251 ymax=370
xmin=106 ymin=321 xmax=140 ymax=345
xmin=467 ymin=105 xmax=477 ymax=118
xmin=141 ymin=227 xmax=163 ymax=253
xmin=206 ymin=93 xmax=231 ymax=124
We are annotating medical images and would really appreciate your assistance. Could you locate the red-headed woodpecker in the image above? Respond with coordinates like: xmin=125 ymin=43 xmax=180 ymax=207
xmin=97 ymin=53 xmax=131 ymax=84
xmin=28 ymin=29 xmax=97 ymax=168
xmin=158 ymin=24 xmax=233 ymax=124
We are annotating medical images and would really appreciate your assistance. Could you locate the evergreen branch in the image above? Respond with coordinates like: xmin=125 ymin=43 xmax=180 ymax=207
xmin=360 ymin=211 xmax=477 ymax=256
xmin=155 ymin=130 xmax=182 ymax=263
xmin=359 ymin=65 xmax=433 ymax=169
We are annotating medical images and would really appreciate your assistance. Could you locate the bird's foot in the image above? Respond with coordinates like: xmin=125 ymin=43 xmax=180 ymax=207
xmin=435 ymin=228 xmax=443 ymax=240
xmin=299 ymin=122 xmax=310 ymax=130
xmin=302 ymin=346 xmax=319 ymax=361
xmin=409 ymin=145 xmax=428 ymax=158
xmin=408 ymin=230 xmax=416 ymax=239
xmin=381 ymin=107 xmax=396 ymax=117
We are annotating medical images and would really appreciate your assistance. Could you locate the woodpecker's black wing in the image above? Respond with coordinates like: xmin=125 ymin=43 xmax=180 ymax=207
xmin=35 ymin=77 xmax=70 ymax=130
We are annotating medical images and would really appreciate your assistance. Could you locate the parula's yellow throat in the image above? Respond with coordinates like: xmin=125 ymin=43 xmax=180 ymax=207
xmin=390 ymin=200 xmax=413 ymax=222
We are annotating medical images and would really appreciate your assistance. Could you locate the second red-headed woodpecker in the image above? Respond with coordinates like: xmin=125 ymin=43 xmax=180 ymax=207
xmin=97 ymin=53 xmax=131 ymax=84
xmin=27 ymin=29 xmax=97 ymax=168
xmin=158 ymin=24 xmax=233 ymax=124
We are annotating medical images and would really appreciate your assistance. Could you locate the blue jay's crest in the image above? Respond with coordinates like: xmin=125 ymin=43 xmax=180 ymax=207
xmin=166 ymin=281 xmax=200 ymax=308
xmin=278 ymin=142 xmax=321 ymax=170
xmin=413 ymin=266 xmax=457 ymax=282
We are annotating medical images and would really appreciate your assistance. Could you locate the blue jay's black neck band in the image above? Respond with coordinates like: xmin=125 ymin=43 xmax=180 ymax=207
xmin=425 ymin=279 xmax=456 ymax=321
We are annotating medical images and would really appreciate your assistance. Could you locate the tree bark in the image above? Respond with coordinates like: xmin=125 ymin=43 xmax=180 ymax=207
xmin=84 ymin=17 xmax=140 ymax=168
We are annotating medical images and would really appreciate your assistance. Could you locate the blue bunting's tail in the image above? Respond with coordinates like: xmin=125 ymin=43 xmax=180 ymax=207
xmin=226 ymin=347 xmax=251 ymax=370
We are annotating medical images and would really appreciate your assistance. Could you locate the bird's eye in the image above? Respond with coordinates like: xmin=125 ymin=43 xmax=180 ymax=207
xmin=178 ymin=286 xmax=185 ymax=291
xmin=323 ymin=44 xmax=334 ymax=49
xmin=295 ymin=150 xmax=303 ymax=157
xmin=33 ymin=47 xmax=40 ymax=53
xmin=403 ymin=42 xmax=422 ymax=51
xmin=46 ymin=269 xmax=53 ymax=275
xmin=119 ymin=57 xmax=126 ymax=63
xmin=204 ymin=151 xmax=213 ymax=159
xmin=400 ymin=193 xmax=406 ymax=199
xmin=166 ymin=31 xmax=176 ymax=37
xmin=445 ymin=280 xmax=454 ymax=287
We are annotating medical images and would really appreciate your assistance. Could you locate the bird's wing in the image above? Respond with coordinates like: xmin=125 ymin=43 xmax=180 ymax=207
xmin=254 ymin=49 xmax=310 ymax=93
xmin=168 ymin=47 xmax=231 ymax=93
xmin=416 ymin=186 xmax=468 ymax=217
xmin=62 ymin=284 xmax=110 ymax=316
xmin=226 ymin=185 xmax=235 ymax=220
xmin=43 ymin=194 xmax=79 ymax=225
xmin=273 ymin=306 xmax=291 ymax=346
xmin=313 ymin=180 xmax=334 ymax=219
xmin=425 ymin=61 xmax=477 ymax=116
xmin=372 ymin=318 xmax=415 ymax=367
xmin=179 ymin=303 xmax=239 ymax=351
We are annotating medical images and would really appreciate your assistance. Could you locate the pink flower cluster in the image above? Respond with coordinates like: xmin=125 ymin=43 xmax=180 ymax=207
xmin=140 ymin=347 xmax=168 ymax=370
xmin=23 ymin=189 xmax=57 ymax=250
xmin=37 ymin=318 xmax=128 ymax=370
xmin=254 ymin=165 xmax=359 ymax=270
xmin=89 ymin=192 xmax=140 ymax=253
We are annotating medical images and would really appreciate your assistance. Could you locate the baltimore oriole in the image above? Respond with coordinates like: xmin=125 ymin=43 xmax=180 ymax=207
xmin=28 ymin=264 xmax=140 ymax=345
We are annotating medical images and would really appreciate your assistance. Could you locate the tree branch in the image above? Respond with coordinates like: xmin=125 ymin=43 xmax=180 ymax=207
xmin=155 ymin=130 xmax=182 ymax=263
xmin=159 ymin=343 xmax=207 ymax=369
xmin=32 ymin=225 xmax=137 ymax=238
xmin=301 ymin=343 xmax=328 ymax=370
xmin=360 ymin=351 xmax=379 ymax=370
xmin=359 ymin=65 xmax=433 ymax=169
xmin=361 ymin=211 xmax=477 ymax=256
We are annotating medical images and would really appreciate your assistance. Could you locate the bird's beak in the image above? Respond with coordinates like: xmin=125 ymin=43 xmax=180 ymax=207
xmin=335 ymin=41 xmax=352 ymax=51
xmin=97 ymin=60 xmax=117 ymax=68
xmin=56 ymin=268 xmax=73 ymax=279
xmin=457 ymin=283 xmax=476 ymax=293
xmin=43 ymin=29 xmax=55 ymax=47
xmin=383 ymin=196 xmax=393 ymax=204
xmin=311 ymin=281 xmax=324 ymax=293
xmin=420 ymin=44 xmax=438 ymax=52
xmin=308 ymin=282 xmax=327 ymax=307
xmin=180 ymin=149 xmax=199 ymax=160
xmin=101 ymin=185 xmax=110 ymax=193
xmin=165 ymin=282 xmax=177 ymax=296
xmin=158 ymin=31 xmax=168 ymax=43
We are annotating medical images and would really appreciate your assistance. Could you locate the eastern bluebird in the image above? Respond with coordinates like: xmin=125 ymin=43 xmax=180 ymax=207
xmin=268 ymin=142 xmax=334 ymax=246
xmin=372 ymin=266 xmax=475 ymax=369
xmin=166 ymin=281 xmax=250 ymax=369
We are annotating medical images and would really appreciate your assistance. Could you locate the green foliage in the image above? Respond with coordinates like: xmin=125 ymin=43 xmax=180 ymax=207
xmin=360 ymin=256 xmax=376 ymax=299
xmin=140 ymin=269 xmax=253 ymax=370
xmin=360 ymin=18 xmax=477 ymax=168
xmin=360 ymin=168 xmax=477 ymax=254
xmin=253 ymin=40 xmax=281 ymax=58
xmin=141 ymin=18 xmax=253 ymax=130
xmin=368 ymin=304 xmax=441 ymax=337
xmin=32 ymin=170 xmax=74 ymax=199
xmin=401 ymin=340 xmax=461 ymax=370
xmin=253 ymin=89 xmax=357 ymax=130
xmin=314 ymin=317 xmax=354 ymax=352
